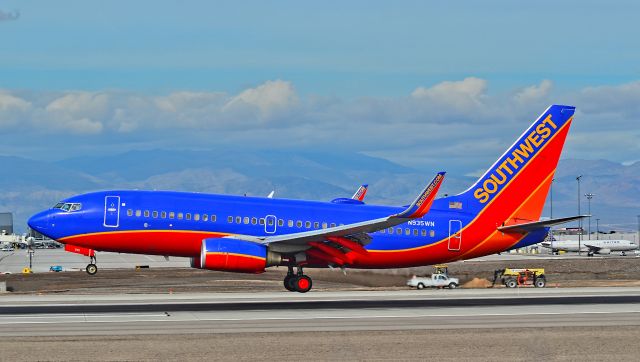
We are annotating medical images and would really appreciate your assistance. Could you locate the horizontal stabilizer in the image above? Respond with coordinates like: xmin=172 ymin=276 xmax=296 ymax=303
xmin=497 ymin=215 xmax=590 ymax=233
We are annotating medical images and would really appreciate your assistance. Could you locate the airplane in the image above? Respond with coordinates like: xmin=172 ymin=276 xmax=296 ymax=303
xmin=541 ymin=239 xmax=638 ymax=256
xmin=28 ymin=104 xmax=578 ymax=293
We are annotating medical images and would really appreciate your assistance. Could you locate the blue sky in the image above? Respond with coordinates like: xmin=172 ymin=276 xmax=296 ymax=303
xmin=0 ymin=1 xmax=639 ymax=172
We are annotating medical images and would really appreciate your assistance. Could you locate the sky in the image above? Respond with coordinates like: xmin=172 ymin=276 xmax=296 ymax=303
xmin=0 ymin=1 xmax=639 ymax=174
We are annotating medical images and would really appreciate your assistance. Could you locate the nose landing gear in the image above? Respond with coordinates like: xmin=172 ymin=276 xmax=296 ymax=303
xmin=283 ymin=266 xmax=312 ymax=293
xmin=86 ymin=255 xmax=98 ymax=275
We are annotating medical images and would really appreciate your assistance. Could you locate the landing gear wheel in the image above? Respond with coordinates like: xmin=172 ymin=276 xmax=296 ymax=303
xmin=86 ymin=263 xmax=98 ymax=275
xmin=284 ymin=275 xmax=297 ymax=292
xmin=295 ymin=275 xmax=312 ymax=293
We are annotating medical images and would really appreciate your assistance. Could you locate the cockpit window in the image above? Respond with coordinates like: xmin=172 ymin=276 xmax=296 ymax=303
xmin=56 ymin=202 xmax=82 ymax=212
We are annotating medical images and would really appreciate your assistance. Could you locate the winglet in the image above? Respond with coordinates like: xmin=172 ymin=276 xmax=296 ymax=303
xmin=351 ymin=184 xmax=369 ymax=201
xmin=394 ymin=172 xmax=445 ymax=219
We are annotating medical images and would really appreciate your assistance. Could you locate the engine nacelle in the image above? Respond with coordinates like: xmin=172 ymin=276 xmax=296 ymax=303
xmin=597 ymin=248 xmax=611 ymax=255
xmin=195 ymin=238 xmax=281 ymax=273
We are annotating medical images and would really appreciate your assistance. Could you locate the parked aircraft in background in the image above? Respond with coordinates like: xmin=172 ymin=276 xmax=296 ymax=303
xmin=29 ymin=105 xmax=579 ymax=292
xmin=542 ymin=239 xmax=638 ymax=256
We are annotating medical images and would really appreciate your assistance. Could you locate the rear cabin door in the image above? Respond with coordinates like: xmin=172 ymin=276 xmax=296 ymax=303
xmin=104 ymin=196 xmax=120 ymax=228
xmin=448 ymin=219 xmax=462 ymax=251
xmin=265 ymin=215 xmax=277 ymax=234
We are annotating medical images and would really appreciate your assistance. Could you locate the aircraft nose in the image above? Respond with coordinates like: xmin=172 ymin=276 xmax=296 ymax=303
xmin=28 ymin=211 xmax=50 ymax=233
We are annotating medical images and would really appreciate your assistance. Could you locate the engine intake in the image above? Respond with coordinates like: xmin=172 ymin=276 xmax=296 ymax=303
xmin=195 ymin=238 xmax=281 ymax=273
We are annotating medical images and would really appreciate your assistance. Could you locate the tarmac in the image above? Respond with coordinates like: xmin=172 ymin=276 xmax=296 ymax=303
xmin=1 ymin=288 xmax=640 ymax=361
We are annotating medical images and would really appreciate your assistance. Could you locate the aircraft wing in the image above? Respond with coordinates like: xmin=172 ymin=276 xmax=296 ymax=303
xmin=497 ymin=215 xmax=590 ymax=233
xmin=228 ymin=172 xmax=445 ymax=249
xmin=583 ymin=244 xmax=602 ymax=252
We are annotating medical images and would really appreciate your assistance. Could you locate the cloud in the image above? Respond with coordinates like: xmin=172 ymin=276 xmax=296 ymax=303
xmin=0 ymin=78 xmax=638 ymax=173
xmin=411 ymin=77 xmax=487 ymax=111
xmin=223 ymin=80 xmax=299 ymax=121
xmin=513 ymin=79 xmax=553 ymax=104
xmin=0 ymin=10 xmax=19 ymax=21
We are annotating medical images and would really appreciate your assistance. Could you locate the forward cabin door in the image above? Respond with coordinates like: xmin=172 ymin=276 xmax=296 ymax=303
xmin=448 ymin=220 xmax=462 ymax=251
xmin=104 ymin=196 xmax=121 ymax=228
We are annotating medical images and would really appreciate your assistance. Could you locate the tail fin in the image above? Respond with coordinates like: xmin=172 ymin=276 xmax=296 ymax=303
xmin=458 ymin=105 xmax=575 ymax=223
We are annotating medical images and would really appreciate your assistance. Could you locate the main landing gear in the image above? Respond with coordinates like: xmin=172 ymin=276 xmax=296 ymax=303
xmin=86 ymin=255 xmax=98 ymax=275
xmin=283 ymin=266 xmax=312 ymax=293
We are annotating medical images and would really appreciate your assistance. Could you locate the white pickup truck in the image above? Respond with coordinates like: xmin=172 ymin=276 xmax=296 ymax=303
xmin=407 ymin=274 xmax=459 ymax=289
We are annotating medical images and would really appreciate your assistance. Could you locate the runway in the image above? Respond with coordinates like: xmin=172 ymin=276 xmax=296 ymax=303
xmin=2 ymin=288 xmax=640 ymax=361
xmin=2 ymin=288 xmax=640 ymax=336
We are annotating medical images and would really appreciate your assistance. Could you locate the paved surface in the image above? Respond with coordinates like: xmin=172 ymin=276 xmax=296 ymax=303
xmin=3 ymin=248 xmax=634 ymax=274
xmin=2 ymin=288 xmax=640 ymax=360
xmin=0 ymin=249 xmax=189 ymax=273
xmin=2 ymin=288 xmax=640 ymax=336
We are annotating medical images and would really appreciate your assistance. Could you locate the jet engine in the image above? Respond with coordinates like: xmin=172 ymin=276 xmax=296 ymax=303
xmin=192 ymin=238 xmax=281 ymax=273
xmin=597 ymin=248 xmax=611 ymax=255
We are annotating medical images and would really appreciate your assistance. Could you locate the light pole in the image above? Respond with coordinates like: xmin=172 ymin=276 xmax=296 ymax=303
xmin=576 ymin=175 xmax=582 ymax=255
xmin=585 ymin=193 xmax=594 ymax=240
xmin=550 ymin=178 xmax=554 ymax=220
xmin=596 ymin=218 xmax=600 ymax=240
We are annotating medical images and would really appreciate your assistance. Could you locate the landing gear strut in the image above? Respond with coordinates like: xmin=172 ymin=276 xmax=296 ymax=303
xmin=86 ymin=255 xmax=98 ymax=275
xmin=283 ymin=266 xmax=312 ymax=293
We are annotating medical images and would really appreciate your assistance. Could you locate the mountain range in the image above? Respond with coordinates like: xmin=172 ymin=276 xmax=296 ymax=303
xmin=1 ymin=150 xmax=638 ymax=233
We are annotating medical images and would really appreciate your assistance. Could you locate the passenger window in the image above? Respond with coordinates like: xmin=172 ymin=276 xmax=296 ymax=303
xmin=405 ymin=228 xmax=410 ymax=235
xmin=314 ymin=222 xmax=319 ymax=229
xmin=135 ymin=210 xmax=141 ymax=217
xmin=430 ymin=230 xmax=435 ymax=237
xmin=236 ymin=216 xmax=241 ymax=224
xmin=169 ymin=212 xmax=175 ymax=219
xmin=194 ymin=214 xmax=200 ymax=221
xmin=278 ymin=219 xmax=284 ymax=227
xmin=186 ymin=213 xmax=191 ymax=220
xmin=421 ymin=229 xmax=427 ymax=237
xmin=268 ymin=218 xmax=274 ymax=226
xmin=251 ymin=217 xmax=257 ymax=225
xmin=177 ymin=213 xmax=183 ymax=220
xmin=322 ymin=222 xmax=328 ymax=229
xmin=330 ymin=223 xmax=336 ymax=228
xmin=228 ymin=216 xmax=233 ymax=223
xmin=305 ymin=221 xmax=311 ymax=228
xmin=296 ymin=221 xmax=302 ymax=228
xmin=396 ymin=228 xmax=402 ymax=235
xmin=161 ymin=211 xmax=167 ymax=219
xmin=244 ymin=217 xmax=250 ymax=224
xmin=144 ymin=210 xmax=150 ymax=217
xmin=388 ymin=227 xmax=393 ymax=233
xmin=259 ymin=218 xmax=265 ymax=225
xmin=127 ymin=209 xmax=133 ymax=216
xmin=413 ymin=229 xmax=418 ymax=236
xmin=211 ymin=215 xmax=216 ymax=222
xmin=152 ymin=211 xmax=158 ymax=218
xmin=202 ymin=214 xmax=208 ymax=222
xmin=381 ymin=228 xmax=386 ymax=234
xmin=288 ymin=220 xmax=294 ymax=227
